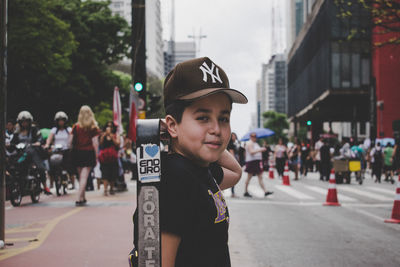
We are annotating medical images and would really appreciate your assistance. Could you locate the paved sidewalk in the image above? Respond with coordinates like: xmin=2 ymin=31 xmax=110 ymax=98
xmin=1 ymin=180 xmax=137 ymax=267
xmin=1 ymin=177 xmax=249 ymax=266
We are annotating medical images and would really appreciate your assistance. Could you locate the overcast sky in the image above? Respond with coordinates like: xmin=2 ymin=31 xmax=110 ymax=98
xmin=163 ymin=0 xmax=288 ymax=139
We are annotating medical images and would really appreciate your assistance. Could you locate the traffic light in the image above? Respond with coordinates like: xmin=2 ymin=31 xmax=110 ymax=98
xmin=307 ymin=120 xmax=312 ymax=126
xmin=134 ymin=82 xmax=143 ymax=92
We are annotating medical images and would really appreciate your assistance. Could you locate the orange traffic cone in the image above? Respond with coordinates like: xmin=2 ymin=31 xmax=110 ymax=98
xmin=323 ymin=169 xmax=341 ymax=206
xmin=282 ymin=161 xmax=290 ymax=186
xmin=269 ymin=156 xmax=275 ymax=179
xmin=384 ymin=174 xmax=400 ymax=224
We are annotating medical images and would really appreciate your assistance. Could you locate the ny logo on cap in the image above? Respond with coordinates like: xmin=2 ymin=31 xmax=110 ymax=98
xmin=199 ymin=62 xmax=223 ymax=84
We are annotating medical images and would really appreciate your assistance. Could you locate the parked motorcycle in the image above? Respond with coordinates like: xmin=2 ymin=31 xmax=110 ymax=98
xmin=49 ymin=144 xmax=69 ymax=196
xmin=6 ymin=143 xmax=42 ymax=207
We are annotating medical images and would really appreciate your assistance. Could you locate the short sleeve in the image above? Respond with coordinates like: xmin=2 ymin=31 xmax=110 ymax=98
xmin=160 ymin=160 xmax=196 ymax=237
xmin=209 ymin=163 xmax=223 ymax=185
xmin=50 ymin=127 xmax=57 ymax=135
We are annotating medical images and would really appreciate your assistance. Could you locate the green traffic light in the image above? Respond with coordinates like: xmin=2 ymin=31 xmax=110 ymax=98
xmin=307 ymin=120 xmax=312 ymax=126
xmin=134 ymin=82 xmax=143 ymax=92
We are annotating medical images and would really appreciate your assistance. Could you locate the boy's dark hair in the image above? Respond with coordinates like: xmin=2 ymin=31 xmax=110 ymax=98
xmin=165 ymin=100 xmax=193 ymax=123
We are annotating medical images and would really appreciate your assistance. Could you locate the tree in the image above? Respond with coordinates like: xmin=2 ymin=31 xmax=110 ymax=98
xmin=51 ymin=0 xmax=131 ymax=123
xmin=7 ymin=0 xmax=131 ymax=127
xmin=334 ymin=0 xmax=400 ymax=47
xmin=8 ymin=0 xmax=77 ymax=125
xmin=262 ymin=111 xmax=289 ymax=143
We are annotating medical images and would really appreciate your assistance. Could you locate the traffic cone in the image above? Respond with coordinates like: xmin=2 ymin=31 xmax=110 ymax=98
xmin=282 ymin=161 xmax=290 ymax=186
xmin=269 ymin=156 xmax=275 ymax=179
xmin=384 ymin=174 xmax=400 ymax=224
xmin=323 ymin=169 xmax=341 ymax=206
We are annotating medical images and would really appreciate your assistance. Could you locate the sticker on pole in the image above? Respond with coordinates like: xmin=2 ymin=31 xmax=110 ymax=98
xmin=137 ymin=143 xmax=161 ymax=183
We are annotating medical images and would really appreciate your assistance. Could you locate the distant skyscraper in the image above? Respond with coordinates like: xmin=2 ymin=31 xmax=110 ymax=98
xmin=164 ymin=41 xmax=196 ymax=75
xmin=259 ymin=54 xmax=287 ymax=123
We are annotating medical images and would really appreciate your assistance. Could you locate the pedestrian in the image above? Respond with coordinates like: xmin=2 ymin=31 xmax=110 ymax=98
xmin=370 ymin=142 xmax=383 ymax=183
xmin=383 ymin=143 xmax=394 ymax=183
xmin=157 ymin=57 xmax=246 ymax=266
xmin=289 ymin=138 xmax=301 ymax=180
xmin=261 ymin=140 xmax=272 ymax=173
xmin=99 ymin=121 xmax=120 ymax=196
xmin=227 ymin=132 xmax=240 ymax=197
xmin=320 ymin=139 xmax=331 ymax=181
xmin=274 ymin=137 xmax=287 ymax=178
xmin=70 ymin=105 xmax=100 ymax=206
xmin=315 ymin=136 xmax=324 ymax=179
xmin=243 ymin=133 xmax=273 ymax=197
xmin=392 ymin=138 xmax=400 ymax=175
xmin=300 ymin=140 xmax=311 ymax=178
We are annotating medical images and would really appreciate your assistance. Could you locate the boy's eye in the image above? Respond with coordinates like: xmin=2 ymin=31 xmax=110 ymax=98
xmin=219 ymin=117 xmax=230 ymax=123
xmin=196 ymin=116 xmax=209 ymax=122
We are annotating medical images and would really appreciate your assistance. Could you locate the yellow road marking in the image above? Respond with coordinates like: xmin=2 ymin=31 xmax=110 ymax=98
xmin=5 ymin=228 xmax=43 ymax=234
xmin=0 ymin=207 xmax=83 ymax=261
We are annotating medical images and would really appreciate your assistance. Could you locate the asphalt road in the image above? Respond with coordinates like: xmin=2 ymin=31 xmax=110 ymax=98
xmin=227 ymin=170 xmax=400 ymax=267
xmin=1 ymin=170 xmax=400 ymax=267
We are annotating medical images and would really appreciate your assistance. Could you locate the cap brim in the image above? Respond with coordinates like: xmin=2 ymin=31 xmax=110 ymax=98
xmin=179 ymin=88 xmax=248 ymax=104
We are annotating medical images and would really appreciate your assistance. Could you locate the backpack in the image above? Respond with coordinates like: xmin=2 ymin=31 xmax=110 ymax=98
xmin=373 ymin=148 xmax=382 ymax=163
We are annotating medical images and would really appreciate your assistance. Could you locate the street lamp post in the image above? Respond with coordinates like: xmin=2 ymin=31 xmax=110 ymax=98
xmin=0 ymin=0 xmax=8 ymax=245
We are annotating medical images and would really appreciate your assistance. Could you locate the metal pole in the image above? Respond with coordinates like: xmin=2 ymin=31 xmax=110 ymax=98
xmin=0 ymin=0 xmax=8 ymax=245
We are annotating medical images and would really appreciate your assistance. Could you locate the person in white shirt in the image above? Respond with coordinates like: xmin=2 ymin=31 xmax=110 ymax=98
xmin=45 ymin=111 xmax=75 ymax=188
xmin=243 ymin=133 xmax=273 ymax=197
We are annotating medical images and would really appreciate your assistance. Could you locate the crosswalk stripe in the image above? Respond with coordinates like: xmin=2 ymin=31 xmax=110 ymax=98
xmin=275 ymin=185 xmax=315 ymax=200
xmin=304 ymin=185 xmax=357 ymax=202
xmin=365 ymin=186 xmax=395 ymax=196
xmin=338 ymin=186 xmax=393 ymax=201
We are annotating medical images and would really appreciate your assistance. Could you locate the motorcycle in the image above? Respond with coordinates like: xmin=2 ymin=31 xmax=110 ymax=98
xmin=6 ymin=143 xmax=42 ymax=207
xmin=49 ymin=144 xmax=69 ymax=196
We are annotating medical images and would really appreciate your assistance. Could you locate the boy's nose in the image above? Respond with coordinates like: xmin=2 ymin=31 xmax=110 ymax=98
xmin=209 ymin=120 xmax=221 ymax=135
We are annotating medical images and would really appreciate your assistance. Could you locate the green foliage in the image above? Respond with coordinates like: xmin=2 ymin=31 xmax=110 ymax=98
xmin=334 ymin=0 xmax=400 ymax=47
xmin=93 ymin=101 xmax=113 ymax=129
xmin=7 ymin=0 xmax=131 ymax=128
xmin=262 ymin=111 xmax=289 ymax=144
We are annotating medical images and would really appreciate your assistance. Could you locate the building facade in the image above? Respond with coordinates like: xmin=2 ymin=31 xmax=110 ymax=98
xmin=259 ymin=54 xmax=287 ymax=128
xmin=287 ymin=0 xmax=371 ymax=142
xmin=163 ymin=41 xmax=196 ymax=75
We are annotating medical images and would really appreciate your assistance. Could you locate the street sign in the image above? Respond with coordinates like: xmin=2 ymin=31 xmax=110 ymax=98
xmin=135 ymin=119 xmax=161 ymax=267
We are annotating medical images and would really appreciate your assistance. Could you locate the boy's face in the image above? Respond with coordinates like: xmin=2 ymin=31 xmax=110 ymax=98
xmin=169 ymin=93 xmax=232 ymax=166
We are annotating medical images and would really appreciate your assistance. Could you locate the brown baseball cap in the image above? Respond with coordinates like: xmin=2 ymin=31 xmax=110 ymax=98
xmin=163 ymin=57 xmax=248 ymax=108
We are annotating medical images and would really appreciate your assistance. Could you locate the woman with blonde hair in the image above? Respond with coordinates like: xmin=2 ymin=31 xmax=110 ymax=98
xmin=70 ymin=105 xmax=100 ymax=206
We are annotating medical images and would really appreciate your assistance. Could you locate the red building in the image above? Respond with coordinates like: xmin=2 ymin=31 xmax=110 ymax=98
xmin=372 ymin=4 xmax=400 ymax=138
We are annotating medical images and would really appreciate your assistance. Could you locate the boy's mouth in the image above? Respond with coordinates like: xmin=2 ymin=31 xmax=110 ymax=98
xmin=204 ymin=141 xmax=222 ymax=149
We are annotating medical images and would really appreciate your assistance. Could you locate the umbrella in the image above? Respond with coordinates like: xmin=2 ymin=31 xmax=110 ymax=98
xmin=376 ymin=138 xmax=395 ymax=146
xmin=241 ymin=128 xmax=275 ymax=141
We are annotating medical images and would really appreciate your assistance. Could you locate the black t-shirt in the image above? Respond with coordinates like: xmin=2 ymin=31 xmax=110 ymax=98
xmin=160 ymin=153 xmax=230 ymax=267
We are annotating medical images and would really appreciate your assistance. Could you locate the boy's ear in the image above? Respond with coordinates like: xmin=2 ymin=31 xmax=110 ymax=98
xmin=165 ymin=115 xmax=178 ymax=138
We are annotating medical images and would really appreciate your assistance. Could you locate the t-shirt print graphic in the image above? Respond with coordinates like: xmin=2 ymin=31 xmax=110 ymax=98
xmin=208 ymin=190 xmax=228 ymax=223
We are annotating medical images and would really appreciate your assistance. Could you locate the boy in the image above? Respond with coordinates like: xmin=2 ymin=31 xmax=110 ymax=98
xmin=161 ymin=57 xmax=247 ymax=266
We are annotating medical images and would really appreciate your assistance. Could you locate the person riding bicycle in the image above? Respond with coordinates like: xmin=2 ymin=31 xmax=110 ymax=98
xmin=44 ymin=111 xmax=74 ymax=190
xmin=10 ymin=111 xmax=52 ymax=195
